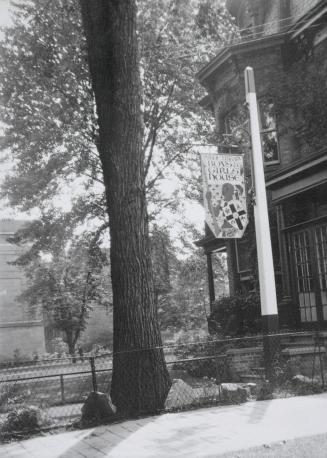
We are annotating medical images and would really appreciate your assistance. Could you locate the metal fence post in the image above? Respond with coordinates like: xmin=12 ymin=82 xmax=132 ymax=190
xmin=90 ymin=356 xmax=98 ymax=392
xmin=60 ymin=374 xmax=65 ymax=404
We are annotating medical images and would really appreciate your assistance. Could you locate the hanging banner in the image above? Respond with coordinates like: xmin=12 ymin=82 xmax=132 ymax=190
xmin=200 ymin=152 xmax=248 ymax=238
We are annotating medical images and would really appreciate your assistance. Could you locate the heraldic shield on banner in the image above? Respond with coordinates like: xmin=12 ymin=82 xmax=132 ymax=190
xmin=200 ymin=152 xmax=248 ymax=239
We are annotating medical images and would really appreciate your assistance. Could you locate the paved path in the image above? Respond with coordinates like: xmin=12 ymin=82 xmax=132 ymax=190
xmin=1 ymin=392 xmax=327 ymax=457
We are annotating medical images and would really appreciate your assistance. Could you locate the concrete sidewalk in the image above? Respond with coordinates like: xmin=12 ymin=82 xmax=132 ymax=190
xmin=1 ymin=392 xmax=327 ymax=457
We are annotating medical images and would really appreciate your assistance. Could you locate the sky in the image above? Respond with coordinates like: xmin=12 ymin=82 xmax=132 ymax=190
xmin=0 ymin=0 xmax=11 ymax=27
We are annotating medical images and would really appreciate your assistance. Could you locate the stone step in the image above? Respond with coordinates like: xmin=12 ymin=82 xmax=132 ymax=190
xmin=251 ymin=366 xmax=265 ymax=374
xmin=282 ymin=345 xmax=326 ymax=356
xmin=281 ymin=341 xmax=315 ymax=348
xmin=281 ymin=335 xmax=314 ymax=343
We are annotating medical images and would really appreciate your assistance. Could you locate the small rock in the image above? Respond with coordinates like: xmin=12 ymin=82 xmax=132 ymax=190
xmin=195 ymin=383 xmax=221 ymax=402
xmin=220 ymin=383 xmax=248 ymax=404
xmin=81 ymin=391 xmax=116 ymax=422
xmin=292 ymin=374 xmax=311 ymax=384
xmin=165 ymin=379 xmax=195 ymax=409
xmin=244 ymin=382 xmax=257 ymax=396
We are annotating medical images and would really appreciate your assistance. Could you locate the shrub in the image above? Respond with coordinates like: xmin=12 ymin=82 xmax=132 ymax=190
xmin=13 ymin=348 xmax=22 ymax=363
xmin=51 ymin=337 xmax=69 ymax=357
xmin=209 ymin=291 xmax=262 ymax=337
xmin=0 ymin=385 xmax=19 ymax=410
xmin=90 ymin=344 xmax=108 ymax=356
xmin=172 ymin=337 xmax=232 ymax=381
xmin=1 ymin=406 xmax=51 ymax=434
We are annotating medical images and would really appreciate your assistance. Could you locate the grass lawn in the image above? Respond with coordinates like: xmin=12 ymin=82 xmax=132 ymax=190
xmin=219 ymin=432 xmax=327 ymax=457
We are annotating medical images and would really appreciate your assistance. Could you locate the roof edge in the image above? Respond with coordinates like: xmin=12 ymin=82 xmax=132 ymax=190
xmin=196 ymin=32 xmax=287 ymax=85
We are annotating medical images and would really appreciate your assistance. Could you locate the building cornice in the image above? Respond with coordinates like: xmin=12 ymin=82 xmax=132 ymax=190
xmin=266 ymin=148 xmax=327 ymax=188
xmin=197 ymin=33 xmax=287 ymax=85
xmin=198 ymin=0 xmax=326 ymax=87
xmin=289 ymin=1 xmax=327 ymax=39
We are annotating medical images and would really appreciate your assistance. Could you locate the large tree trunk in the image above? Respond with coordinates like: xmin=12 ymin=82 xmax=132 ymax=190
xmin=79 ymin=0 xmax=171 ymax=415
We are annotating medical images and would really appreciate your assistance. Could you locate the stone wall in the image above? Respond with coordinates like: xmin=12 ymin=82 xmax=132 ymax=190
xmin=264 ymin=1 xmax=282 ymax=35
xmin=282 ymin=346 xmax=326 ymax=377
xmin=226 ymin=343 xmax=326 ymax=380
xmin=226 ymin=346 xmax=263 ymax=377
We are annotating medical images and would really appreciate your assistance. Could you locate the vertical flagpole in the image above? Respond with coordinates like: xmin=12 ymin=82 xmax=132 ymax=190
xmin=245 ymin=67 xmax=279 ymax=363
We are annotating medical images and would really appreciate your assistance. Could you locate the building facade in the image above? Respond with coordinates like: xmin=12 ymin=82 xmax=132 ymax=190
xmin=196 ymin=0 xmax=327 ymax=329
xmin=0 ymin=219 xmax=46 ymax=361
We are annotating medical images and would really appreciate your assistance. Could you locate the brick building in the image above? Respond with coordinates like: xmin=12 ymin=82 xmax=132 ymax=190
xmin=196 ymin=0 xmax=327 ymax=329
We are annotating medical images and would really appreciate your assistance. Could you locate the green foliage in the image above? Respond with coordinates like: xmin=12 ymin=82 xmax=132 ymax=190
xmin=0 ymin=0 xmax=236 ymax=350
xmin=152 ymin=224 xmax=228 ymax=335
xmin=209 ymin=290 xmax=262 ymax=336
xmin=140 ymin=0 xmax=239 ymax=214
xmin=0 ymin=0 xmax=238 ymax=242
xmin=172 ymin=336 xmax=232 ymax=381
xmin=150 ymin=225 xmax=172 ymax=296
xmin=51 ymin=337 xmax=69 ymax=357
xmin=13 ymin=348 xmax=22 ymax=363
xmin=0 ymin=0 xmax=237 ymax=225
xmin=1 ymin=406 xmax=51 ymax=435
xmin=0 ymin=385 xmax=20 ymax=410
xmin=157 ymin=249 xmax=222 ymax=333
xmin=0 ymin=0 xmax=98 ymax=212
xmin=18 ymin=233 xmax=112 ymax=355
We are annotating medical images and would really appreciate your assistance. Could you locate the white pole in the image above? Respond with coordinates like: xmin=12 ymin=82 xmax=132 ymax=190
xmin=244 ymin=67 xmax=278 ymax=320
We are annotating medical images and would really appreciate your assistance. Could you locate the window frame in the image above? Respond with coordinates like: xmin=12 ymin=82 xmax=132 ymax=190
xmin=258 ymin=100 xmax=280 ymax=166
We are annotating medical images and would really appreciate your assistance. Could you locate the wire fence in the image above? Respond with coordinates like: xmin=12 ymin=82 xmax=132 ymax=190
xmin=0 ymin=330 xmax=326 ymax=437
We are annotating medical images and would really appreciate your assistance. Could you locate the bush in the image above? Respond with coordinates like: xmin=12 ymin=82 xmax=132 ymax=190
xmin=0 ymin=385 xmax=19 ymax=410
xmin=1 ymin=406 xmax=51 ymax=434
xmin=90 ymin=344 xmax=108 ymax=356
xmin=209 ymin=291 xmax=262 ymax=337
xmin=13 ymin=348 xmax=23 ymax=363
xmin=51 ymin=337 xmax=69 ymax=357
xmin=172 ymin=337 xmax=232 ymax=381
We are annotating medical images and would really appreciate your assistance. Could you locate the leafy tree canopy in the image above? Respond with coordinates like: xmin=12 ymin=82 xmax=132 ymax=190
xmin=0 ymin=0 xmax=237 ymax=348
xmin=18 ymin=231 xmax=111 ymax=355
xmin=0 ymin=0 xmax=237 ymax=245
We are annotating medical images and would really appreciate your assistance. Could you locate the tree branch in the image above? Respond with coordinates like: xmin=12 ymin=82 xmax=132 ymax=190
xmin=143 ymin=83 xmax=175 ymax=178
xmin=146 ymin=149 xmax=183 ymax=191
xmin=81 ymin=171 xmax=104 ymax=184
xmin=74 ymin=270 xmax=91 ymax=345
xmin=143 ymin=126 xmax=158 ymax=179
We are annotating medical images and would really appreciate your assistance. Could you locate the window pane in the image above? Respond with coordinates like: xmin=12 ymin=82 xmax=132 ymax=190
xmin=236 ymin=239 xmax=251 ymax=272
xmin=261 ymin=131 xmax=279 ymax=162
xmin=260 ymin=101 xmax=276 ymax=130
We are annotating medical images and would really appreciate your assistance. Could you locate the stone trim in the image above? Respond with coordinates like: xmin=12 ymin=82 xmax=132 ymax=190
xmin=0 ymin=320 xmax=44 ymax=328
xmin=226 ymin=346 xmax=263 ymax=355
xmin=282 ymin=346 xmax=326 ymax=356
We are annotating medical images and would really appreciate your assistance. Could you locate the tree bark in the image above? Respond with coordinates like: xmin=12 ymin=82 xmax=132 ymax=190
xmin=79 ymin=0 xmax=171 ymax=415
